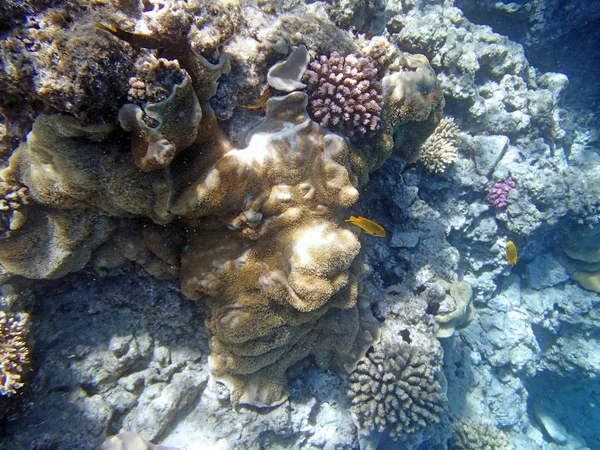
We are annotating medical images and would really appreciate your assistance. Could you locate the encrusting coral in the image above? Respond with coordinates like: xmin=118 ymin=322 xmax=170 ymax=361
xmin=347 ymin=338 xmax=447 ymax=442
xmin=0 ymin=311 xmax=30 ymax=396
xmin=0 ymin=6 xmax=444 ymax=409
xmin=419 ymin=117 xmax=461 ymax=173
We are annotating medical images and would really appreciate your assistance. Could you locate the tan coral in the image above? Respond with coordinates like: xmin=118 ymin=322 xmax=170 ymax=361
xmin=556 ymin=224 xmax=600 ymax=293
xmin=377 ymin=53 xmax=445 ymax=167
xmin=419 ymin=117 xmax=461 ymax=173
xmin=119 ymin=74 xmax=202 ymax=172
xmin=1 ymin=114 xmax=172 ymax=223
xmin=434 ymin=280 xmax=473 ymax=338
xmin=0 ymin=311 xmax=30 ymax=396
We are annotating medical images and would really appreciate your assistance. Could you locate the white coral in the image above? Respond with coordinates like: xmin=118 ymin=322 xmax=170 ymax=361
xmin=1 ymin=311 xmax=30 ymax=396
xmin=419 ymin=117 xmax=461 ymax=173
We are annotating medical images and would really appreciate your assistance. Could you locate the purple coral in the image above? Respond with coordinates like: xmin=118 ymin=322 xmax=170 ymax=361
xmin=488 ymin=179 xmax=517 ymax=208
xmin=303 ymin=52 xmax=383 ymax=141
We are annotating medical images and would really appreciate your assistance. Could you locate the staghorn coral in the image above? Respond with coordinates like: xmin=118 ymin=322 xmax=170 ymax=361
xmin=303 ymin=51 xmax=383 ymax=142
xmin=449 ymin=417 xmax=513 ymax=450
xmin=0 ymin=311 xmax=30 ymax=396
xmin=419 ymin=117 xmax=461 ymax=173
xmin=0 ymin=180 xmax=31 ymax=237
xmin=348 ymin=339 xmax=447 ymax=442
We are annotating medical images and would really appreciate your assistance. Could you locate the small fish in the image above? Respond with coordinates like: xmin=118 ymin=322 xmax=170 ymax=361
xmin=94 ymin=21 xmax=166 ymax=49
xmin=506 ymin=240 xmax=518 ymax=265
xmin=244 ymin=87 xmax=271 ymax=109
xmin=345 ymin=216 xmax=386 ymax=237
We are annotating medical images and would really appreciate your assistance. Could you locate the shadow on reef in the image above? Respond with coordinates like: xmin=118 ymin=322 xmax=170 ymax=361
xmin=0 ymin=266 xmax=208 ymax=449
xmin=525 ymin=371 xmax=600 ymax=449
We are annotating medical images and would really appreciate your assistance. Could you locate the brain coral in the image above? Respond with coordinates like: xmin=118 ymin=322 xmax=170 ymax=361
xmin=303 ymin=51 xmax=383 ymax=142
xmin=0 ymin=311 xmax=30 ymax=396
xmin=347 ymin=339 xmax=447 ymax=442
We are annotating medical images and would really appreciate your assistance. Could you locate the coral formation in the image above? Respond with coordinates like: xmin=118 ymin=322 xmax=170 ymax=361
xmin=449 ymin=417 xmax=512 ymax=450
xmin=378 ymin=54 xmax=445 ymax=166
xmin=303 ymin=51 xmax=383 ymax=141
xmin=556 ymin=224 xmax=600 ymax=292
xmin=347 ymin=339 xmax=447 ymax=442
xmin=119 ymin=74 xmax=202 ymax=172
xmin=434 ymin=280 xmax=473 ymax=338
xmin=487 ymin=178 xmax=517 ymax=208
xmin=419 ymin=117 xmax=461 ymax=173
xmin=267 ymin=45 xmax=310 ymax=92
xmin=0 ymin=311 xmax=30 ymax=396
xmin=0 ymin=180 xmax=31 ymax=237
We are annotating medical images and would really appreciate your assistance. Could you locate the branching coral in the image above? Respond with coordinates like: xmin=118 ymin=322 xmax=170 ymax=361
xmin=0 ymin=311 xmax=30 ymax=396
xmin=347 ymin=340 xmax=447 ymax=441
xmin=0 ymin=180 xmax=31 ymax=237
xmin=449 ymin=417 xmax=513 ymax=450
xmin=303 ymin=51 xmax=383 ymax=141
xmin=419 ymin=117 xmax=461 ymax=173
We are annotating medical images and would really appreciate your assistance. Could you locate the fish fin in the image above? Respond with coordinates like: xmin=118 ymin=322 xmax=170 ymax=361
xmin=94 ymin=21 xmax=117 ymax=34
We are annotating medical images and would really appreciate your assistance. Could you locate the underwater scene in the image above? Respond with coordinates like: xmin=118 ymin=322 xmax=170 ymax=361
xmin=0 ymin=0 xmax=599 ymax=449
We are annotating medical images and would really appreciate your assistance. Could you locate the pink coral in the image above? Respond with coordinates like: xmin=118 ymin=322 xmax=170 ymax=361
xmin=303 ymin=52 xmax=383 ymax=142
xmin=488 ymin=178 xmax=516 ymax=208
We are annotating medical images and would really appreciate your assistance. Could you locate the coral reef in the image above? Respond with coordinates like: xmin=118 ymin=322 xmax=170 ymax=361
xmin=0 ymin=2 xmax=444 ymax=411
xmin=347 ymin=337 xmax=447 ymax=443
xmin=419 ymin=116 xmax=461 ymax=173
xmin=303 ymin=51 xmax=383 ymax=141
xmin=0 ymin=311 xmax=30 ymax=396
xmin=487 ymin=178 xmax=517 ymax=208
xmin=379 ymin=54 xmax=445 ymax=166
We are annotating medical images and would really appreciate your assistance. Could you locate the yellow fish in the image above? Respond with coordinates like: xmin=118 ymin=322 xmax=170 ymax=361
xmin=506 ymin=240 xmax=518 ymax=265
xmin=345 ymin=216 xmax=386 ymax=237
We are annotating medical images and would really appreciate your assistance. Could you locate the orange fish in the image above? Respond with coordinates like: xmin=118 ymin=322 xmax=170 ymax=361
xmin=244 ymin=87 xmax=271 ymax=109
xmin=345 ymin=216 xmax=386 ymax=237
xmin=506 ymin=240 xmax=518 ymax=265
